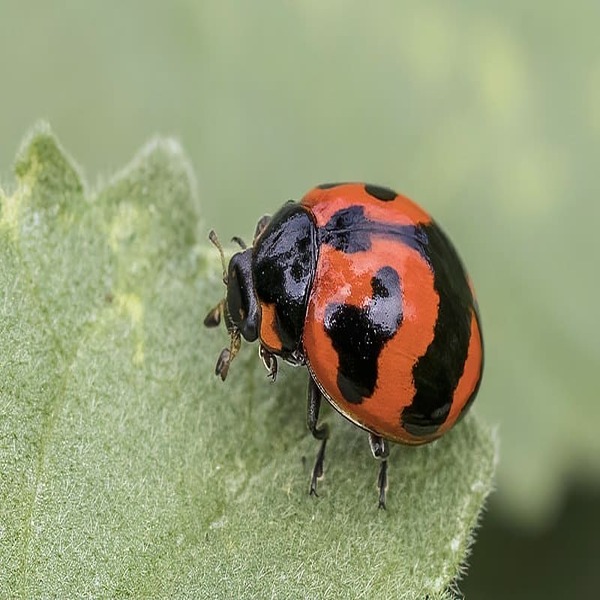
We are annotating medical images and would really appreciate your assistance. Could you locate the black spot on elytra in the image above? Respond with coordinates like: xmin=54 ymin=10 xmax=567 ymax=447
xmin=316 ymin=182 xmax=348 ymax=190
xmin=401 ymin=222 xmax=475 ymax=438
xmin=320 ymin=205 xmax=429 ymax=258
xmin=324 ymin=267 xmax=403 ymax=404
xmin=364 ymin=184 xmax=397 ymax=202
xmin=320 ymin=205 xmax=372 ymax=253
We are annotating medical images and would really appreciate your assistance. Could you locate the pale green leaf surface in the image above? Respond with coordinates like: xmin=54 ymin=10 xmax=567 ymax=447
xmin=0 ymin=125 xmax=496 ymax=599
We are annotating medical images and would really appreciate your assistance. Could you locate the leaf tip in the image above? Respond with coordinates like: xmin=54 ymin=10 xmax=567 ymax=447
xmin=116 ymin=136 xmax=196 ymax=192
xmin=14 ymin=121 xmax=86 ymax=196
xmin=101 ymin=135 xmax=201 ymax=251
xmin=139 ymin=136 xmax=200 ymax=214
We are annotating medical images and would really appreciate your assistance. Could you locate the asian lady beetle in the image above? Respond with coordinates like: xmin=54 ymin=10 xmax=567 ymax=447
xmin=204 ymin=183 xmax=483 ymax=508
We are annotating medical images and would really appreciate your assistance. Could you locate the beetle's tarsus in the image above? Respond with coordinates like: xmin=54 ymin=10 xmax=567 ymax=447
xmin=377 ymin=460 xmax=388 ymax=509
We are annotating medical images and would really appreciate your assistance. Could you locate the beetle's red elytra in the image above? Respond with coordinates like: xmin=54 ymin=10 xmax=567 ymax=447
xmin=205 ymin=183 xmax=483 ymax=508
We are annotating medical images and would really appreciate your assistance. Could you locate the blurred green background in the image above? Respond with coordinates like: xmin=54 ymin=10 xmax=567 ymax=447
xmin=1 ymin=0 xmax=598 ymax=597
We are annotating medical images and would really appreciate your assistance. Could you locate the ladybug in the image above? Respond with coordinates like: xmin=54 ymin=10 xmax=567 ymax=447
xmin=205 ymin=183 xmax=483 ymax=508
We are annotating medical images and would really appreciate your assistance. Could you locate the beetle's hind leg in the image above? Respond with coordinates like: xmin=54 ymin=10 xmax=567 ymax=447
xmin=307 ymin=376 xmax=330 ymax=497
xmin=368 ymin=433 xmax=390 ymax=509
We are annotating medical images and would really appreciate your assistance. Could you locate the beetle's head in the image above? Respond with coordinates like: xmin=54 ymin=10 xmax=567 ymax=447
xmin=204 ymin=230 xmax=260 ymax=381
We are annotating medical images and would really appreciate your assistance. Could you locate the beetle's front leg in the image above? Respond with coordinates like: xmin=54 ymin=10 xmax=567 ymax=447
xmin=259 ymin=344 xmax=278 ymax=381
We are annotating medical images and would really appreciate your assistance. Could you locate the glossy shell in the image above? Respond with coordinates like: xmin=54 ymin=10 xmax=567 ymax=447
xmin=300 ymin=183 xmax=483 ymax=445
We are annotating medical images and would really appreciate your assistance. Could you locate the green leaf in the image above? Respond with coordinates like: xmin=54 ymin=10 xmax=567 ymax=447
xmin=0 ymin=124 xmax=496 ymax=599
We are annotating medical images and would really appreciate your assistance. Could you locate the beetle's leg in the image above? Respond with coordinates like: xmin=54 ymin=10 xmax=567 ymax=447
xmin=231 ymin=236 xmax=247 ymax=250
xmin=307 ymin=376 xmax=330 ymax=497
xmin=368 ymin=433 xmax=390 ymax=509
xmin=253 ymin=215 xmax=271 ymax=243
xmin=259 ymin=344 xmax=278 ymax=381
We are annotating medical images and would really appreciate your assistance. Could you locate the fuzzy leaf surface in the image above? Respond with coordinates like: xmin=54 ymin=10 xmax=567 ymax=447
xmin=0 ymin=126 xmax=496 ymax=599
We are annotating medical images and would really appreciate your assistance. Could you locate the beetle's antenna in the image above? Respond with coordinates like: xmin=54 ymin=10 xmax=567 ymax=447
xmin=209 ymin=229 xmax=228 ymax=284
